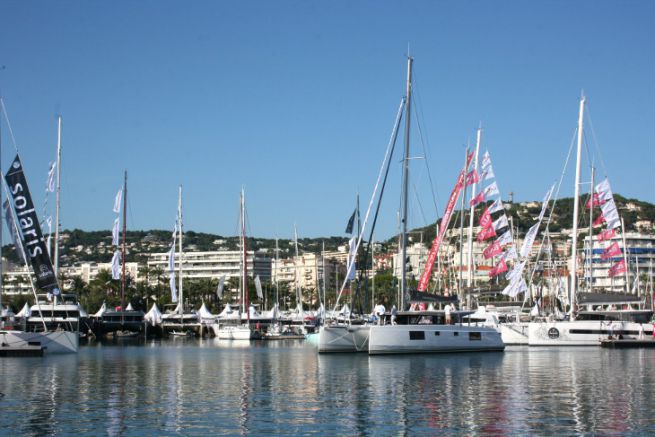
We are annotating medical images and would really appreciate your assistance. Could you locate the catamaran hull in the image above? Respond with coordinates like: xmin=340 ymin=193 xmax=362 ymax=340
xmin=318 ymin=325 xmax=370 ymax=353
xmin=527 ymin=320 xmax=653 ymax=346
xmin=368 ymin=325 xmax=505 ymax=355
xmin=0 ymin=330 xmax=78 ymax=354
xmin=499 ymin=323 xmax=529 ymax=345
xmin=217 ymin=326 xmax=254 ymax=340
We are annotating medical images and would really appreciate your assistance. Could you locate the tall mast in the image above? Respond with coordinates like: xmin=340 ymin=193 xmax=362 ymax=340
xmin=458 ymin=145 xmax=469 ymax=302
xmin=54 ymin=115 xmax=62 ymax=277
xmin=570 ymin=95 xmax=585 ymax=319
xmin=178 ymin=185 xmax=184 ymax=314
xmin=322 ymin=240 xmax=326 ymax=316
xmin=294 ymin=223 xmax=301 ymax=312
xmin=400 ymin=55 xmax=413 ymax=309
xmin=467 ymin=126 xmax=482 ymax=290
xmin=0 ymin=107 xmax=3 ymax=312
xmin=121 ymin=170 xmax=127 ymax=311
xmin=588 ymin=166 xmax=595 ymax=294
xmin=241 ymin=188 xmax=249 ymax=320
xmin=275 ymin=237 xmax=280 ymax=309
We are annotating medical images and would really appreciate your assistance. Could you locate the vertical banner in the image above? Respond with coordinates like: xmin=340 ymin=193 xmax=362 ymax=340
xmin=418 ymin=153 xmax=473 ymax=291
xmin=4 ymin=155 xmax=61 ymax=295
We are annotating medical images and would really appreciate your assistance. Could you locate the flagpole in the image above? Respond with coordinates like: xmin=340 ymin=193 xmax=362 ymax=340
xmin=588 ymin=167 xmax=595 ymax=294
xmin=467 ymin=126 xmax=481 ymax=293
xmin=458 ymin=145 xmax=469 ymax=306
xmin=400 ymin=55 xmax=412 ymax=310
xmin=570 ymin=95 xmax=585 ymax=320
xmin=54 ymin=115 xmax=62 ymax=279
xmin=621 ymin=217 xmax=629 ymax=295
xmin=121 ymin=170 xmax=127 ymax=318
xmin=178 ymin=185 xmax=184 ymax=318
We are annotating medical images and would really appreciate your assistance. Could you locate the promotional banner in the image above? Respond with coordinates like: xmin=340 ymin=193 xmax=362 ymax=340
xmin=4 ymin=154 xmax=61 ymax=296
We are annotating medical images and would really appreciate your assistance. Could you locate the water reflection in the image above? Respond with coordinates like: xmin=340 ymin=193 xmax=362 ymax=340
xmin=1 ymin=341 xmax=655 ymax=435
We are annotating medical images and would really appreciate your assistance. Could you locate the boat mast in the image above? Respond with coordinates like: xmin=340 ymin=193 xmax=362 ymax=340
xmin=400 ymin=55 xmax=412 ymax=310
xmin=54 ymin=115 xmax=62 ymax=279
xmin=121 ymin=170 xmax=127 ymax=313
xmin=275 ymin=237 xmax=280 ymax=310
xmin=178 ymin=185 xmax=184 ymax=315
xmin=294 ymin=223 xmax=301 ymax=312
xmin=458 ymin=145 xmax=469 ymax=303
xmin=570 ymin=95 xmax=585 ymax=320
xmin=466 ymin=126 xmax=482 ymax=295
xmin=588 ymin=166 xmax=595 ymax=294
xmin=241 ymin=188 xmax=249 ymax=321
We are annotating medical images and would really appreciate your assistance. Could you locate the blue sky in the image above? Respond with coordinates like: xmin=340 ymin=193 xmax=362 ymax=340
xmin=0 ymin=1 xmax=653 ymax=240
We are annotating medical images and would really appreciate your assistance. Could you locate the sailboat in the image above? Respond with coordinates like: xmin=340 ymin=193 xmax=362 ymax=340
xmin=526 ymin=95 xmax=654 ymax=345
xmin=216 ymin=189 xmax=257 ymax=340
xmin=0 ymin=112 xmax=78 ymax=353
xmin=161 ymin=186 xmax=200 ymax=335
xmin=94 ymin=171 xmax=145 ymax=338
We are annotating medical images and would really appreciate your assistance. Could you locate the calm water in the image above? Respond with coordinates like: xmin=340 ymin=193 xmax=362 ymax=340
xmin=1 ymin=339 xmax=655 ymax=436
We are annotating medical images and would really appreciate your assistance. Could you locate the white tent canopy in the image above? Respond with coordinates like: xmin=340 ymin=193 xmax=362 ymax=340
xmin=144 ymin=303 xmax=163 ymax=326
xmin=15 ymin=303 xmax=29 ymax=318
xmin=93 ymin=302 xmax=107 ymax=318
xmin=125 ymin=302 xmax=134 ymax=311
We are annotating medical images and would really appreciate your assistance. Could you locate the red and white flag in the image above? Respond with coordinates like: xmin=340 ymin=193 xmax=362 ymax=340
xmin=600 ymin=242 xmax=621 ymax=260
xmin=598 ymin=228 xmax=616 ymax=242
xmin=593 ymin=213 xmax=605 ymax=227
xmin=477 ymin=225 xmax=496 ymax=242
xmin=586 ymin=193 xmax=606 ymax=209
xmin=481 ymin=151 xmax=492 ymax=170
xmin=480 ymin=165 xmax=495 ymax=181
xmin=479 ymin=208 xmax=492 ymax=229
xmin=608 ymin=259 xmax=626 ymax=277
xmin=483 ymin=182 xmax=499 ymax=198
xmin=488 ymin=198 xmax=503 ymax=214
xmin=470 ymin=191 xmax=485 ymax=207
xmin=489 ymin=259 xmax=508 ymax=278
xmin=483 ymin=241 xmax=503 ymax=259
xmin=466 ymin=169 xmax=479 ymax=186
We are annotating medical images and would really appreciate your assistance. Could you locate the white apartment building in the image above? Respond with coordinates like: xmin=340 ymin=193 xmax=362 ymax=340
xmin=146 ymin=250 xmax=272 ymax=285
xmin=582 ymin=232 xmax=655 ymax=295
xmin=1 ymin=261 xmax=140 ymax=296
xmin=272 ymin=252 xmax=347 ymax=292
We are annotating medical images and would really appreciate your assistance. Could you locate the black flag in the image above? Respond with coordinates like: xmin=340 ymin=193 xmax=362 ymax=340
xmin=345 ymin=208 xmax=356 ymax=234
xmin=5 ymin=154 xmax=61 ymax=295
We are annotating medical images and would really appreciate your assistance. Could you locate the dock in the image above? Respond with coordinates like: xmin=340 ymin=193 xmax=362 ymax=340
xmin=0 ymin=346 xmax=45 ymax=357
xmin=601 ymin=338 xmax=655 ymax=349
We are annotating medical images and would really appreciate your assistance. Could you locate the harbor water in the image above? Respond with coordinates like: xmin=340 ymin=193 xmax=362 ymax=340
xmin=1 ymin=339 xmax=655 ymax=435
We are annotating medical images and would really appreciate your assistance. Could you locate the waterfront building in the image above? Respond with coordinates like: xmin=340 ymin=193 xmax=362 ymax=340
xmin=146 ymin=250 xmax=272 ymax=285
xmin=582 ymin=232 xmax=655 ymax=295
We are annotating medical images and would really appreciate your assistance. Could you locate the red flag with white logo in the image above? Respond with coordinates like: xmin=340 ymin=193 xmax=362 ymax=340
xmin=488 ymin=259 xmax=508 ymax=278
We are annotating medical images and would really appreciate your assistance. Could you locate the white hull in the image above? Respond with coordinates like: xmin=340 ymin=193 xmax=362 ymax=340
xmin=0 ymin=330 xmax=78 ymax=354
xmin=217 ymin=325 xmax=254 ymax=340
xmin=318 ymin=325 xmax=371 ymax=353
xmin=527 ymin=320 xmax=653 ymax=346
xmin=499 ymin=323 xmax=529 ymax=345
xmin=368 ymin=325 xmax=505 ymax=355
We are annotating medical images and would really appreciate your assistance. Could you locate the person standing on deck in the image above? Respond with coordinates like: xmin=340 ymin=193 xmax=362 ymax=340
xmin=445 ymin=303 xmax=452 ymax=325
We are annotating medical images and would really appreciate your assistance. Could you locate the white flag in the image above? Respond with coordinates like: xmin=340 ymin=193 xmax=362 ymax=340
xmin=538 ymin=184 xmax=555 ymax=222
xmin=112 ymin=217 xmax=120 ymax=246
xmin=481 ymin=151 xmax=492 ymax=170
xmin=520 ymin=223 xmax=540 ymax=258
xmin=500 ymin=246 xmax=518 ymax=261
xmin=255 ymin=275 xmax=263 ymax=299
xmin=492 ymin=214 xmax=509 ymax=231
xmin=170 ymin=273 xmax=178 ymax=303
xmin=480 ymin=164 xmax=495 ymax=181
xmin=167 ymin=245 xmax=176 ymax=273
xmin=216 ymin=275 xmax=226 ymax=299
xmin=488 ymin=198 xmax=503 ymax=214
xmin=45 ymin=216 xmax=53 ymax=256
xmin=483 ymin=182 xmax=499 ymax=198
xmin=595 ymin=178 xmax=613 ymax=201
xmin=113 ymin=188 xmax=123 ymax=213
xmin=46 ymin=162 xmax=56 ymax=193
xmin=496 ymin=230 xmax=513 ymax=246
xmin=505 ymin=261 xmax=526 ymax=283
xmin=111 ymin=250 xmax=121 ymax=280
xmin=601 ymin=199 xmax=621 ymax=229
